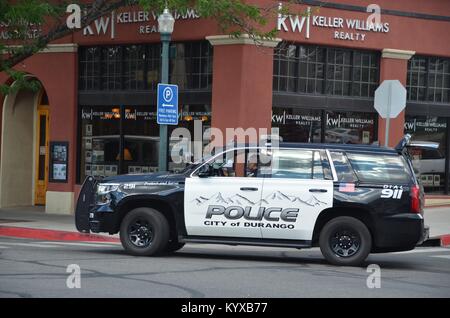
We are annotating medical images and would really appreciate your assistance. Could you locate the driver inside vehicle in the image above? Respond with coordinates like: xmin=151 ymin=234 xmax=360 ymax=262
xmin=212 ymin=158 xmax=234 ymax=176
xmin=246 ymin=154 xmax=258 ymax=177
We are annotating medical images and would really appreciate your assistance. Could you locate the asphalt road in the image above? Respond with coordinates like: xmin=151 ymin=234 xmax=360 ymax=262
xmin=0 ymin=236 xmax=449 ymax=298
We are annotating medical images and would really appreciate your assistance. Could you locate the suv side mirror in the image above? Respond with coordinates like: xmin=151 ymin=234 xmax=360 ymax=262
xmin=197 ymin=164 xmax=212 ymax=178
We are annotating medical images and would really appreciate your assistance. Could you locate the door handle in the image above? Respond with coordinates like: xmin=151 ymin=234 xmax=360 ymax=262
xmin=240 ymin=187 xmax=258 ymax=191
xmin=309 ymin=188 xmax=327 ymax=193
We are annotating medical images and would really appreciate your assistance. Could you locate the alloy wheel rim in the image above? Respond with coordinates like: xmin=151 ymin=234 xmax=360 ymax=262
xmin=330 ymin=228 xmax=361 ymax=258
xmin=128 ymin=218 xmax=153 ymax=248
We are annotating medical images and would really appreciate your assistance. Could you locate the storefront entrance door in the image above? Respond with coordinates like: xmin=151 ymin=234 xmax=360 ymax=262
xmin=34 ymin=106 xmax=49 ymax=205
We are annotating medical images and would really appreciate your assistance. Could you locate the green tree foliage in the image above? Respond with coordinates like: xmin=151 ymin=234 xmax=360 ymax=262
xmin=0 ymin=0 xmax=301 ymax=95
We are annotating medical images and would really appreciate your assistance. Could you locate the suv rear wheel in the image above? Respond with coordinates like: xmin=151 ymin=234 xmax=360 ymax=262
xmin=120 ymin=207 xmax=169 ymax=256
xmin=319 ymin=216 xmax=372 ymax=266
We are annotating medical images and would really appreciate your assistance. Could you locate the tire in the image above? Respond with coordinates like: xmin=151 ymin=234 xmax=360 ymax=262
xmin=319 ymin=216 xmax=372 ymax=266
xmin=120 ymin=207 xmax=170 ymax=256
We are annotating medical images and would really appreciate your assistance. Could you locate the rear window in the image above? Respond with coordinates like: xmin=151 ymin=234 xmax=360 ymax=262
xmin=409 ymin=147 xmax=444 ymax=160
xmin=346 ymin=152 xmax=412 ymax=184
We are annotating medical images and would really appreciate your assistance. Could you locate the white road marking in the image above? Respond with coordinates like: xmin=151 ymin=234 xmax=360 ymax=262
xmin=430 ymin=255 xmax=450 ymax=260
xmin=0 ymin=242 xmax=59 ymax=248
xmin=0 ymin=245 xmax=10 ymax=249
xmin=37 ymin=241 xmax=120 ymax=248
xmin=392 ymin=248 xmax=449 ymax=254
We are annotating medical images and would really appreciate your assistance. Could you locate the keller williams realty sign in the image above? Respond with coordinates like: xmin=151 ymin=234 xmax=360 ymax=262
xmin=277 ymin=3 xmax=390 ymax=42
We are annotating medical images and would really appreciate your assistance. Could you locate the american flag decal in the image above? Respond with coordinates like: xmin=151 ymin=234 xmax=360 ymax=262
xmin=339 ymin=183 xmax=355 ymax=192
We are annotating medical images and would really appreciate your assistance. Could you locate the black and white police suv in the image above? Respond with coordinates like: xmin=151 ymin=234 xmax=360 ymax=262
xmin=75 ymin=135 xmax=428 ymax=266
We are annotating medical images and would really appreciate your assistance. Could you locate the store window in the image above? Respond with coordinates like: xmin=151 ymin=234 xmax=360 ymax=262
xmin=272 ymin=108 xmax=376 ymax=145
xmin=170 ymin=42 xmax=213 ymax=90
xmin=272 ymin=108 xmax=321 ymax=143
xmin=407 ymin=56 xmax=450 ymax=103
xmin=79 ymin=41 xmax=213 ymax=91
xmin=404 ymin=116 xmax=447 ymax=192
xmin=80 ymin=106 xmax=120 ymax=181
xmin=101 ymin=46 xmax=122 ymax=90
xmin=79 ymin=105 xmax=211 ymax=181
xmin=325 ymin=111 xmax=376 ymax=144
xmin=79 ymin=47 xmax=101 ymax=90
xmin=123 ymin=106 xmax=159 ymax=174
xmin=273 ymin=43 xmax=379 ymax=97
xmin=123 ymin=45 xmax=147 ymax=90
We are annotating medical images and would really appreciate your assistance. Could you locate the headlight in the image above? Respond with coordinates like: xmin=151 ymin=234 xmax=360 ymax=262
xmin=96 ymin=183 xmax=120 ymax=205
xmin=96 ymin=183 xmax=120 ymax=195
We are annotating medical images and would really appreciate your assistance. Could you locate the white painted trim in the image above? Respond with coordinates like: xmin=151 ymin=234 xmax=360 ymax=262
xmin=206 ymin=34 xmax=281 ymax=48
xmin=382 ymin=48 xmax=415 ymax=60
xmin=40 ymin=43 xmax=78 ymax=53
xmin=5 ymin=43 xmax=78 ymax=53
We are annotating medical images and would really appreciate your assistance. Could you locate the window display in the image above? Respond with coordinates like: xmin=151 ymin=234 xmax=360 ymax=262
xmin=79 ymin=104 xmax=211 ymax=181
xmin=404 ymin=115 xmax=447 ymax=191
xmin=80 ymin=106 xmax=120 ymax=181
xmin=123 ymin=106 xmax=159 ymax=174
xmin=272 ymin=108 xmax=376 ymax=145
xmin=325 ymin=111 xmax=376 ymax=144
xmin=272 ymin=108 xmax=321 ymax=143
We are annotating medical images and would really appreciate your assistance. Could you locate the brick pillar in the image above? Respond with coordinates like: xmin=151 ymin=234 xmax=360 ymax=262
xmin=378 ymin=49 xmax=415 ymax=147
xmin=206 ymin=35 xmax=280 ymax=146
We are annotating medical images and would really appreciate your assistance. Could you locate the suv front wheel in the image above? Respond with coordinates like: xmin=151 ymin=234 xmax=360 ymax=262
xmin=319 ymin=216 xmax=372 ymax=266
xmin=120 ymin=207 xmax=170 ymax=256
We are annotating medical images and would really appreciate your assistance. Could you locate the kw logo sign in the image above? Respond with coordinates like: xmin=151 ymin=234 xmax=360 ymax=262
xmin=66 ymin=4 xmax=115 ymax=38
xmin=83 ymin=12 xmax=116 ymax=39
xmin=277 ymin=3 xmax=389 ymax=42
xmin=277 ymin=4 xmax=311 ymax=38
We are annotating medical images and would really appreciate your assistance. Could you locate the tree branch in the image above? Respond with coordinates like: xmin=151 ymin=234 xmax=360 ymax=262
xmin=2 ymin=0 xmax=130 ymax=70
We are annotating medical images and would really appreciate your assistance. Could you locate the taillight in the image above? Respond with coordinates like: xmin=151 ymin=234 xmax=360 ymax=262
xmin=410 ymin=185 xmax=422 ymax=213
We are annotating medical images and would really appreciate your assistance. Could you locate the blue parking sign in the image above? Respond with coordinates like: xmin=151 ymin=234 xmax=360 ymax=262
xmin=157 ymin=83 xmax=178 ymax=125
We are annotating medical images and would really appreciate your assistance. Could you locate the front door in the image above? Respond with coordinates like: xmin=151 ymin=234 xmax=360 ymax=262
xmin=184 ymin=148 xmax=264 ymax=238
xmin=34 ymin=107 xmax=49 ymax=205
xmin=259 ymin=148 xmax=334 ymax=241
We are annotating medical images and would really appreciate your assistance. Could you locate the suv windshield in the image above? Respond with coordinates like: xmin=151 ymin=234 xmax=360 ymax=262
xmin=346 ymin=152 xmax=412 ymax=184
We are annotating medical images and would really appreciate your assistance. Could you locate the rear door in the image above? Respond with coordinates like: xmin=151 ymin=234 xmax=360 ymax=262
xmin=184 ymin=148 xmax=264 ymax=238
xmin=258 ymin=148 xmax=334 ymax=241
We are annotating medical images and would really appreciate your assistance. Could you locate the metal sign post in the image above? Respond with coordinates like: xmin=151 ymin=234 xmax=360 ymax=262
xmin=384 ymin=82 xmax=392 ymax=147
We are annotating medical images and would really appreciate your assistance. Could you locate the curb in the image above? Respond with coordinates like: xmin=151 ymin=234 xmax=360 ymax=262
xmin=421 ymin=234 xmax=450 ymax=247
xmin=442 ymin=234 xmax=450 ymax=247
xmin=0 ymin=226 xmax=120 ymax=243
xmin=425 ymin=204 xmax=450 ymax=209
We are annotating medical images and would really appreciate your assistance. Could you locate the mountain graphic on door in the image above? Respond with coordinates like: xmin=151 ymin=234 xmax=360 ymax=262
xmin=192 ymin=190 xmax=327 ymax=207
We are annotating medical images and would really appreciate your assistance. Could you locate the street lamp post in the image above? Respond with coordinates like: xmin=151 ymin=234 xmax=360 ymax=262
xmin=157 ymin=8 xmax=175 ymax=172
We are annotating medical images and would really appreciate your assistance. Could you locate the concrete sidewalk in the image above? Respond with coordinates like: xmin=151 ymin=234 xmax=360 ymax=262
xmin=0 ymin=206 xmax=119 ymax=242
xmin=0 ymin=206 xmax=76 ymax=231
xmin=425 ymin=195 xmax=450 ymax=208
xmin=0 ymin=205 xmax=448 ymax=245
